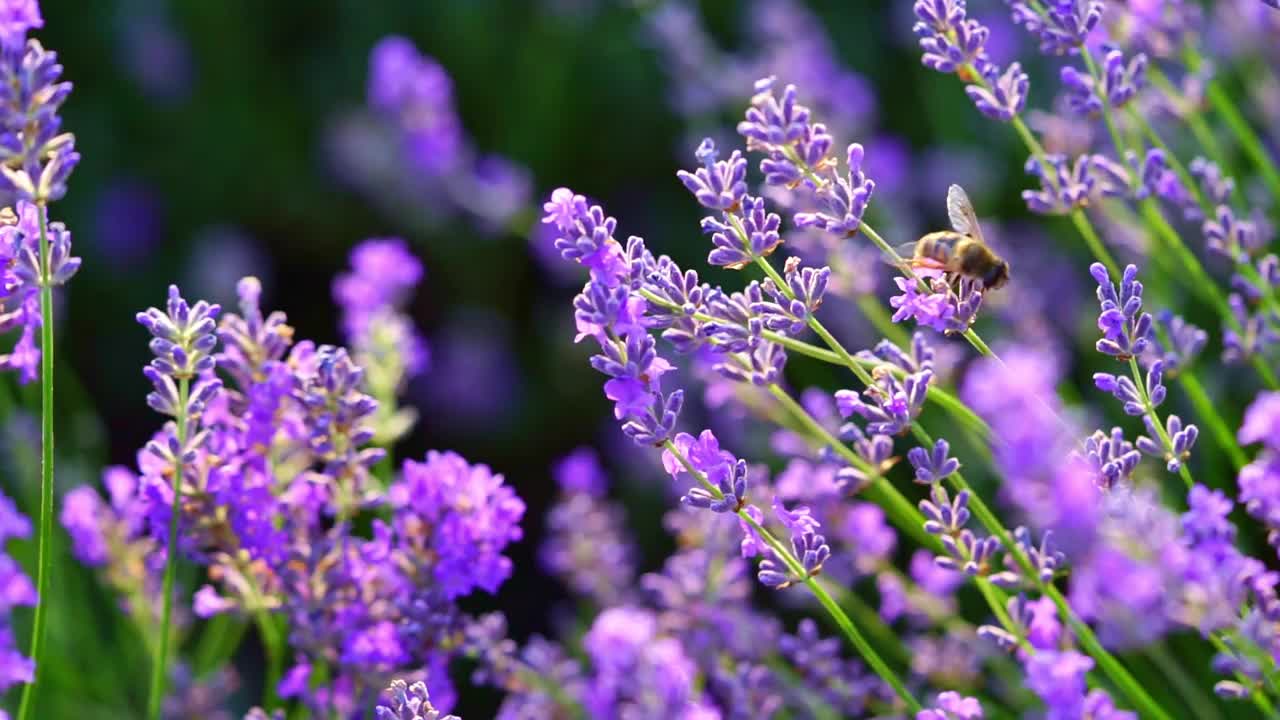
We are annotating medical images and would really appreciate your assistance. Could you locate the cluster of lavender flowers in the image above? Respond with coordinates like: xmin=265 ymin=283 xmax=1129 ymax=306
xmin=520 ymin=7 xmax=1280 ymax=707
xmin=330 ymin=36 xmax=531 ymax=235
xmin=56 ymin=236 xmax=523 ymax=717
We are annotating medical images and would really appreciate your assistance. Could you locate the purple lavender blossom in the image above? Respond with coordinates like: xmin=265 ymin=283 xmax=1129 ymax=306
xmin=793 ymin=143 xmax=874 ymax=236
xmin=966 ymin=62 xmax=1029 ymax=121
xmin=1008 ymin=0 xmax=1105 ymax=56
xmin=0 ymin=202 xmax=79 ymax=382
xmin=1239 ymin=392 xmax=1280 ymax=547
xmin=912 ymin=0 xmax=992 ymax=76
xmin=889 ymin=272 xmax=954 ymax=333
xmin=1023 ymin=154 xmax=1114 ymax=214
xmin=677 ymin=138 xmax=748 ymax=212
xmin=1084 ymin=427 xmax=1140 ymax=487
xmin=1145 ymin=310 xmax=1206 ymax=374
xmin=1139 ymin=149 xmax=1198 ymax=218
xmin=392 ymin=451 xmax=525 ymax=599
xmin=542 ymin=450 xmax=636 ymax=605
xmin=1061 ymin=48 xmax=1147 ymax=115
xmin=553 ymin=446 xmax=607 ymax=496
xmin=542 ymin=188 xmax=629 ymax=285
xmin=375 ymin=679 xmax=459 ymax=720
xmin=920 ymin=484 xmax=1003 ymax=577
xmin=1203 ymin=205 xmax=1262 ymax=263
xmin=835 ymin=360 xmax=933 ymax=436
xmin=334 ymin=238 xmax=428 ymax=445
xmin=918 ymin=691 xmax=984 ymax=720
xmin=0 ymin=0 xmax=40 ymax=47
xmin=0 ymin=32 xmax=78 ymax=203
xmin=368 ymin=37 xmax=461 ymax=176
xmin=701 ymin=195 xmax=783 ymax=269
xmin=908 ymin=438 xmax=961 ymax=484
xmin=333 ymin=237 xmax=424 ymax=347
xmin=780 ymin=618 xmax=883 ymax=715
xmin=1090 ymin=263 xmax=1152 ymax=360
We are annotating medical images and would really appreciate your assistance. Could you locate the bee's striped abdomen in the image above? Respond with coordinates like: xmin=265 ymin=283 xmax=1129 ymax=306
xmin=915 ymin=231 xmax=964 ymax=264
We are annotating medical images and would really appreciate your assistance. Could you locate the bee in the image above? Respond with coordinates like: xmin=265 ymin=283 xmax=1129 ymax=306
xmin=896 ymin=184 xmax=1010 ymax=290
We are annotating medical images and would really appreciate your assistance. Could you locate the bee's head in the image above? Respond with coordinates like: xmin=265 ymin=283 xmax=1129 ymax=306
xmin=983 ymin=260 xmax=1010 ymax=290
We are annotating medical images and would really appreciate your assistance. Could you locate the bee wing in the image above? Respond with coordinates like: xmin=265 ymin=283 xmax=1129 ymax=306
xmin=946 ymin=184 xmax=986 ymax=245
xmin=880 ymin=242 xmax=918 ymax=267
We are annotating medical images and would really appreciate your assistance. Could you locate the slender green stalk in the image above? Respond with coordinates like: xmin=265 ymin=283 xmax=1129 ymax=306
xmin=193 ymin=615 xmax=248 ymax=678
xmin=1067 ymin=210 xmax=1122 ymax=279
xmin=1145 ymin=642 xmax=1226 ymax=720
xmin=16 ymin=204 xmax=56 ymax=720
xmin=1208 ymin=633 xmax=1276 ymax=717
xmin=147 ymin=378 xmax=190 ymax=720
xmin=855 ymin=293 xmax=911 ymax=348
xmin=1183 ymin=46 xmax=1280 ymax=207
xmin=1176 ymin=368 xmax=1247 ymax=472
xmin=802 ymin=575 xmax=923 ymax=714
xmin=663 ymin=439 xmax=923 ymax=713
xmin=819 ymin=579 xmax=910 ymax=665
xmin=255 ymin=612 xmax=284 ymax=707
xmin=1127 ymin=357 xmax=1194 ymax=490
xmin=1146 ymin=66 xmax=1232 ymax=181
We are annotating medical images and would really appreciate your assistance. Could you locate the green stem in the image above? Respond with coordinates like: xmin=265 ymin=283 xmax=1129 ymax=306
xmin=855 ymin=293 xmax=911 ymax=348
xmin=819 ymin=579 xmax=910 ymax=665
xmin=1208 ymin=633 xmax=1276 ymax=717
xmin=1185 ymin=46 xmax=1280 ymax=208
xmin=256 ymin=611 xmax=284 ymax=708
xmin=1127 ymin=356 xmax=1194 ymax=490
xmin=1137 ymin=201 xmax=1280 ymax=390
xmin=16 ymin=204 xmax=56 ymax=720
xmin=1146 ymin=65 xmax=1232 ymax=180
xmin=803 ymin=576 xmax=923 ymax=714
xmin=193 ymin=615 xmax=248 ymax=678
xmin=147 ymin=377 xmax=191 ymax=720
xmin=663 ymin=440 xmax=923 ymax=713
xmin=1068 ymin=210 xmax=1122 ymax=280
xmin=1175 ymin=367 xmax=1248 ymax=473
xmin=1144 ymin=642 xmax=1226 ymax=720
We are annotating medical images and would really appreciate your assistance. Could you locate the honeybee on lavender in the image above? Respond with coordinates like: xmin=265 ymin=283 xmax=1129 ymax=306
xmin=896 ymin=184 xmax=1010 ymax=290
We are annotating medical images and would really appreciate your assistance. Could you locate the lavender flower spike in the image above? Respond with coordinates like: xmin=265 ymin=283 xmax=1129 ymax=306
xmin=793 ymin=143 xmax=875 ymax=236
xmin=375 ymin=679 xmax=460 ymax=720
xmin=136 ymin=286 xmax=223 ymax=418
xmin=677 ymin=138 xmax=747 ymax=211
xmin=912 ymin=0 xmax=991 ymax=78
xmin=966 ymin=63 xmax=1029 ymax=122
xmin=908 ymin=438 xmax=961 ymax=485
xmin=1091 ymin=263 xmax=1152 ymax=360
xmin=918 ymin=691 xmax=984 ymax=719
